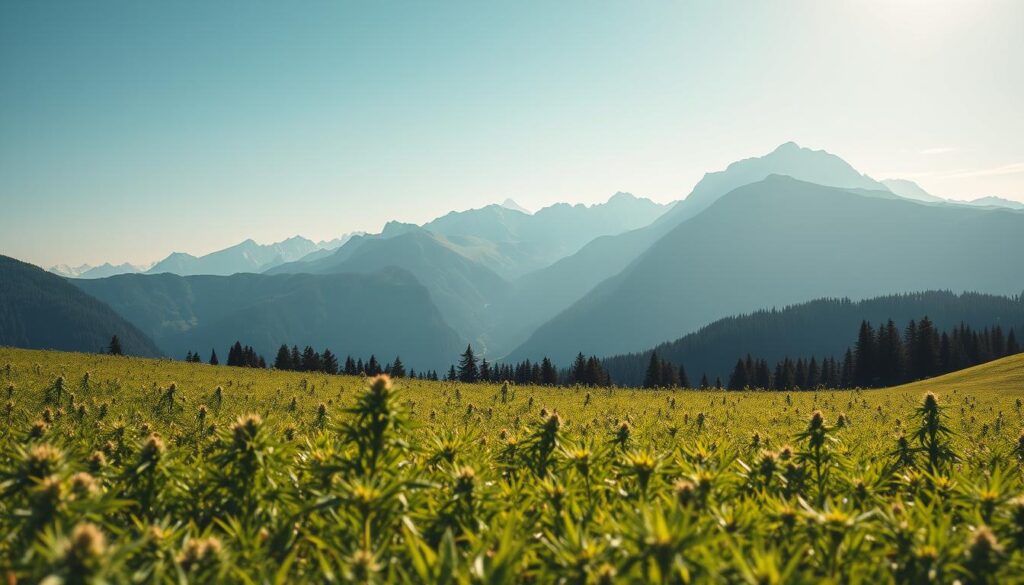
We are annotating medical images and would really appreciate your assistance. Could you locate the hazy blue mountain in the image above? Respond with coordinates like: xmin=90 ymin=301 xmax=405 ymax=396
xmin=422 ymin=192 xmax=668 ymax=278
xmin=146 ymin=236 xmax=323 ymax=276
xmin=960 ymin=196 xmax=1024 ymax=210
xmin=50 ymin=262 xmax=148 ymax=279
xmin=601 ymin=291 xmax=1024 ymax=386
xmin=509 ymin=175 xmax=1024 ymax=364
xmin=1 ymin=255 xmax=162 ymax=356
xmin=49 ymin=264 xmax=94 ymax=278
xmin=485 ymin=143 xmax=895 ymax=356
xmin=267 ymin=228 xmax=508 ymax=353
xmin=72 ymin=268 xmax=463 ymax=370
xmin=881 ymin=179 xmax=946 ymax=203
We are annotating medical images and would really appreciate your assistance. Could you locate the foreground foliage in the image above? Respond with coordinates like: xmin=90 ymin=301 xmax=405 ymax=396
xmin=1 ymin=348 xmax=1024 ymax=583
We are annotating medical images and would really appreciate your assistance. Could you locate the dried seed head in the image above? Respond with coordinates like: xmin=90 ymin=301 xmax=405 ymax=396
xmin=71 ymin=472 xmax=99 ymax=497
xmin=88 ymin=451 xmax=107 ymax=472
xmin=231 ymin=413 xmax=262 ymax=447
xmin=139 ymin=434 xmax=165 ymax=463
xmin=674 ymin=479 xmax=696 ymax=506
xmin=27 ymin=444 xmax=63 ymax=478
xmin=808 ymin=410 xmax=825 ymax=430
xmin=368 ymin=374 xmax=392 ymax=393
xmin=178 ymin=537 xmax=223 ymax=571
xmin=63 ymin=523 xmax=107 ymax=567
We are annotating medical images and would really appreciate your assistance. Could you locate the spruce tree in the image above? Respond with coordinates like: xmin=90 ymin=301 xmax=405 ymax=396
xmin=209 ymin=348 xmax=219 ymax=366
xmin=854 ymin=321 xmax=876 ymax=387
xmin=540 ymin=357 xmax=558 ymax=386
xmin=678 ymin=363 xmax=690 ymax=388
xmin=274 ymin=345 xmax=292 ymax=370
xmin=457 ymin=345 xmax=479 ymax=383
xmin=572 ymin=353 xmax=587 ymax=385
xmin=643 ymin=352 xmax=662 ymax=388
xmin=107 ymin=335 xmax=123 ymax=356
xmin=727 ymin=358 xmax=748 ymax=390
xmin=391 ymin=355 xmax=405 ymax=378
xmin=321 ymin=349 xmax=339 ymax=375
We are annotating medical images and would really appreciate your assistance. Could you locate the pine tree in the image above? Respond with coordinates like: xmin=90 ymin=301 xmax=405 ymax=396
xmin=755 ymin=359 xmax=772 ymax=389
xmin=209 ymin=348 xmax=219 ymax=366
xmin=727 ymin=358 xmax=748 ymax=390
xmin=841 ymin=349 xmax=855 ymax=388
xmin=107 ymin=335 xmax=123 ymax=356
xmin=391 ymin=356 xmax=405 ymax=378
xmin=678 ymin=363 xmax=690 ymax=388
xmin=478 ymin=358 xmax=490 ymax=382
xmin=643 ymin=352 xmax=662 ymax=388
xmin=540 ymin=357 xmax=558 ymax=385
xmin=290 ymin=346 xmax=302 ymax=371
xmin=185 ymin=350 xmax=194 ymax=362
xmin=915 ymin=316 xmax=941 ymax=379
xmin=457 ymin=345 xmax=479 ymax=383
xmin=572 ymin=353 xmax=587 ymax=385
xmin=660 ymin=360 xmax=678 ymax=387
xmin=447 ymin=365 xmax=457 ymax=381
xmin=854 ymin=321 xmax=876 ymax=387
xmin=274 ymin=345 xmax=292 ymax=370
xmin=321 ymin=349 xmax=339 ymax=375
xmin=700 ymin=373 xmax=709 ymax=389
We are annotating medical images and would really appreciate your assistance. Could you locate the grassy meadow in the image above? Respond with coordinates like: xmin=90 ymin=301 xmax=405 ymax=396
xmin=2 ymin=346 xmax=1023 ymax=583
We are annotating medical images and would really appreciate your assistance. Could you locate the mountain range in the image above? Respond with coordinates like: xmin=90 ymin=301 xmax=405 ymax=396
xmin=12 ymin=141 xmax=1023 ymax=376
xmin=508 ymin=174 xmax=1024 ymax=364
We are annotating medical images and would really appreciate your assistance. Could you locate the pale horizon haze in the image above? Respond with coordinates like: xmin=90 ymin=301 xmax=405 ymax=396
xmin=2 ymin=1 xmax=1022 ymax=267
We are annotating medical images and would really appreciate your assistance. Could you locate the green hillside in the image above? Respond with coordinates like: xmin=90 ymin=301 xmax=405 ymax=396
xmin=895 ymin=351 xmax=1024 ymax=395
xmin=0 ymin=255 xmax=162 ymax=357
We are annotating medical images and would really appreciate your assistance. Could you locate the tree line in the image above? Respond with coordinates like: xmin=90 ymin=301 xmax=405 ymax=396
xmin=601 ymin=291 xmax=1024 ymax=387
xmin=444 ymin=345 xmax=612 ymax=387
xmin=722 ymin=317 xmax=1019 ymax=390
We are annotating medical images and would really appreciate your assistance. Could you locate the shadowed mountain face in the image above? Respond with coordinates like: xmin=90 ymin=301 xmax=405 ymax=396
xmin=72 ymin=269 xmax=463 ymax=370
xmin=485 ymin=143 xmax=901 ymax=356
xmin=601 ymin=291 xmax=1024 ymax=385
xmin=509 ymin=175 xmax=1024 ymax=364
xmin=0 ymin=255 xmax=162 ymax=357
xmin=268 ymin=228 xmax=507 ymax=352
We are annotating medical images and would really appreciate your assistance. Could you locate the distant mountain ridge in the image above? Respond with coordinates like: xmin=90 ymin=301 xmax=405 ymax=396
xmin=50 ymin=262 xmax=151 ymax=279
xmin=509 ymin=174 xmax=1024 ymax=364
xmin=485 ymin=142 xmax=913 ymax=357
xmin=1 ymin=255 xmax=162 ymax=356
xmin=421 ymin=192 xmax=669 ymax=278
xmin=145 ymin=234 xmax=357 ymax=276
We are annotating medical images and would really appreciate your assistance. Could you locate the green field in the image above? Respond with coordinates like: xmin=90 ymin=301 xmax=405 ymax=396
xmin=2 ymin=346 xmax=1023 ymax=583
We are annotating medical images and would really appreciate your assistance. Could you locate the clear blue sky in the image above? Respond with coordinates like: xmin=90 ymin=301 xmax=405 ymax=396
xmin=2 ymin=1 xmax=1022 ymax=267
